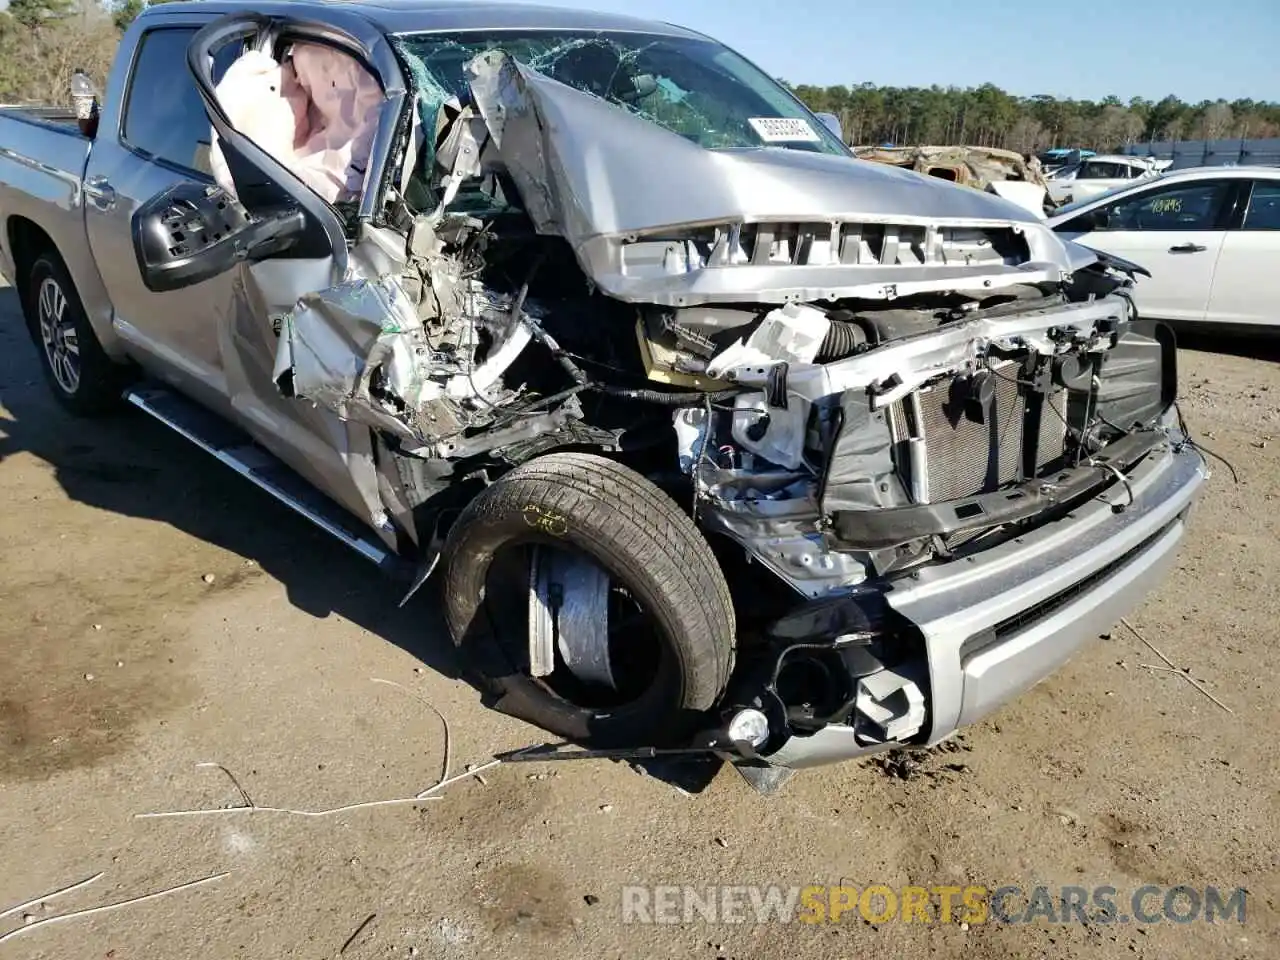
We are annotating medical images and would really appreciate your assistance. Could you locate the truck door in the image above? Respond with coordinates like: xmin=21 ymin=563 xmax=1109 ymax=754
xmin=84 ymin=16 xmax=243 ymax=416
xmin=120 ymin=10 xmax=412 ymax=530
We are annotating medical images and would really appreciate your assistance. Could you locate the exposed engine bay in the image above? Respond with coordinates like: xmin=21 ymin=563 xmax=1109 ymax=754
xmin=204 ymin=34 xmax=1187 ymax=764
xmin=269 ymin=42 xmax=1171 ymax=580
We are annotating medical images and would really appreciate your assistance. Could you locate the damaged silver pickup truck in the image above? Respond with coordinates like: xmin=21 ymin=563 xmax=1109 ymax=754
xmin=0 ymin=1 xmax=1209 ymax=779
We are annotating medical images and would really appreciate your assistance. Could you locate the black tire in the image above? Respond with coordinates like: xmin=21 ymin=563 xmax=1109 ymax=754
xmin=25 ymin=254 xmax=123 ymax=416
xmin=442 ymin=452 xmax=736 ymax=746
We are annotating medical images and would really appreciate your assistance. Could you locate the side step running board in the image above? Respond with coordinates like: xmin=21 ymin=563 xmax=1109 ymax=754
xmin=125 ymin=385 xmax=403 ymax=574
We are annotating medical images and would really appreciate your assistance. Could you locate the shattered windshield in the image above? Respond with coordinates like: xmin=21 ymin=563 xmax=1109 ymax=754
xmin=397 ymin=30 xmax=848 ymax=156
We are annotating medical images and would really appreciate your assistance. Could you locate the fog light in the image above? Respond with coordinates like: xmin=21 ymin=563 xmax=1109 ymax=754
xmin=727 ymin=708 xmax=771 ymax=748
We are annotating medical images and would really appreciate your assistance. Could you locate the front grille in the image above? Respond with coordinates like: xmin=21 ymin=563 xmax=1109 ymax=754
xmin=891 ymin=363 xmax=1069 ymax=504
xmin=619 ymin=221 xmax=1033 ymax=275
xmin=732 ymin=222 xmax=1029 ymax=268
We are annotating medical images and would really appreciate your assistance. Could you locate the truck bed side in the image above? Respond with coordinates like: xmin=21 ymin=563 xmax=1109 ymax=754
xmin=0 ymin=109 xmax=121 ymax=357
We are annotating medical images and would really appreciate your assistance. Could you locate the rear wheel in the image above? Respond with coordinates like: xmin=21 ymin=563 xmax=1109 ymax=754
xmin=25 ymin=254 xmax=122 ymax=416
xmin=442 ymin=453 xmax=736 ymax=746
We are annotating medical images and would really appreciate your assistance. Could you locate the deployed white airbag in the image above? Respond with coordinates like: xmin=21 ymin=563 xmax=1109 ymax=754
xmin=209 ymin=43 xmax=381 ymax=204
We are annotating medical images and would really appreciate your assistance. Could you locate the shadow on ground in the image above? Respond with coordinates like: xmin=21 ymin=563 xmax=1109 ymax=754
xmin=1177 ymin=327 xmax=1280 ymax=363
xmin=0 ymin=285 xmax=733 ymax=792
xmin=0 ymin=286 xmax=461 ymax=683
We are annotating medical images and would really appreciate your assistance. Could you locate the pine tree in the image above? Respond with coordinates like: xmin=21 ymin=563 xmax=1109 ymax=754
xmin=6 ymin=0 xmax=76 ymax=30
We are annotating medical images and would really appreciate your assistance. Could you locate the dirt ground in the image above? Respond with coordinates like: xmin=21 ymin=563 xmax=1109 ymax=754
xmin=1 ymin=276 xmax=1276 ymax=960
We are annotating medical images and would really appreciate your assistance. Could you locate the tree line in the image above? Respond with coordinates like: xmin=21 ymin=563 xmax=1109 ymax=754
xmin=789 ymin=82 xmax=1280 ymax=152
xmin=0 ymin=0 xmax=175 ymax=106
xmin=4 ymin=2 xmax=1277 ymax=155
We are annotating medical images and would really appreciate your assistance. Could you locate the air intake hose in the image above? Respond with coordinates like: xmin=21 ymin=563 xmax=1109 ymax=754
xmin=816 ymin=319 xmax=868 ymax=361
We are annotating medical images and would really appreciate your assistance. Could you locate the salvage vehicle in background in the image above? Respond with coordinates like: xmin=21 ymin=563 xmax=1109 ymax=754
xmin=0 ymin=1 xmax=1208 ymax=784
xmin=1045 ymin=154 xmax=1170 ymax=206
xmin=853 ymin=144 xmax=1051 ymax=217
xmin=1037 ymin=148 xmax=1095 ymax=175
xmin=1048 ymin=166 xmax=1280 ymax=331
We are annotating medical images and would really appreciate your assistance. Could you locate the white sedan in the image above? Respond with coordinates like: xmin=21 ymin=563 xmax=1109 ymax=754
xmin=1046 ymin=167 xmax=1280 ymax=331
xmin=1045 ymin=154 xmax=1168 ymax=206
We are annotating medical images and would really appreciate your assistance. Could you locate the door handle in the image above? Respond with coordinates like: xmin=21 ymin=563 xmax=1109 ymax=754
xmin=1168 ymin=243 xmax=1206 ymax=254
xmin=83 ymin=175 xmax=116 ymax=208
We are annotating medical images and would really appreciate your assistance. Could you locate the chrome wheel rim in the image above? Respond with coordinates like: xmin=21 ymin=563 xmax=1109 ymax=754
xmin=38 ymin=276 xmax=79 ymax=394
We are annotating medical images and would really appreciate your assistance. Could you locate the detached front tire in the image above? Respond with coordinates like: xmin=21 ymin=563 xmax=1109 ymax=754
xmin=25 ymin=254 xmax=123 ymax=416
xmin=442 ymin=453 xmax=736 ymax=746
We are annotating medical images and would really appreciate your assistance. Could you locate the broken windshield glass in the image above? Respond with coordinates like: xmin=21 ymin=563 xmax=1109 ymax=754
xmin=395 ymin=29 xmax=847 ymax=157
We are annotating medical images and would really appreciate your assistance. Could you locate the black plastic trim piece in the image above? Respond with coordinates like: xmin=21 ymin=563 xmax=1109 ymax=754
xmin=827 ymin=431 xmax=1162 ymax=550
xmin=1089 ymin=247 xmax=1151 ymax=279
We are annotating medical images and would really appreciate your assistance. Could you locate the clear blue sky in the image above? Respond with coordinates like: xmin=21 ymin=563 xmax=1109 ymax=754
xmin=2 ymin=0 xmax=1273 ymax=101
xmin=544 ymin=0 xmax=1279 ymax=103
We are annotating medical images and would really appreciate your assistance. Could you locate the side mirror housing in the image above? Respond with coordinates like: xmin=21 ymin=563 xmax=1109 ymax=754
xmin=132 ymin=182 xmax=306 ymax=292
xmin=1081 ymin=207 xmax=1112 ymax=231
xmin=1061 ymin=207 xmax=1110 ymax=234
xmin=814 ymin=111 xmax=843 ymax=142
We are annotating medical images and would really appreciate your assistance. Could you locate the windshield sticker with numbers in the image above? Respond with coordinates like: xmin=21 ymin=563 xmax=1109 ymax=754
xmin=748 ymin=117 xmax=821 ymax=143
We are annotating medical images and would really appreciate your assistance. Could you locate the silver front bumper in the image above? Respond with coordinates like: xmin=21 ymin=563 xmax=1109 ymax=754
xmin=762 ymin=437 xmax=1207 ymax=768
xmin=888 ymin=437 xmax=1208 ymax=741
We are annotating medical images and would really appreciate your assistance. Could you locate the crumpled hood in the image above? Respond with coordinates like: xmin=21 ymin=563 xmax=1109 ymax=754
xmin=464 ymin=50 xmax=1074 ymax=305
xmin=465 ymin=50 xmax=1037 ymax=240
xmin=696 ymin=148 xmax=1042 ymax=223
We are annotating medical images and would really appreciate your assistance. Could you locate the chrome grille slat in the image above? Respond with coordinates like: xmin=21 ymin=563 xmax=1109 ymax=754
xmin=729 ymin=221 xmax=1027 ymax=268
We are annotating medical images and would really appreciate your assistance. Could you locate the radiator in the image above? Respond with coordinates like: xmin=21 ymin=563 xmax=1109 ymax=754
xmin=890 ymin=363 xmax=1067 ymax=504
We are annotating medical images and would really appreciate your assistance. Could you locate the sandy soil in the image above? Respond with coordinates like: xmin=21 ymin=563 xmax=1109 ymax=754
xmin=1 ymin=278 xmax=1277 ymax=959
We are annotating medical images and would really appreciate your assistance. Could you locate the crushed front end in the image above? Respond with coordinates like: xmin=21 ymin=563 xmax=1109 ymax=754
xmin=264 ymin=41 xmax=1207 ymax=769
xmin=688 ymin=289 xmax=1208 ymax=768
